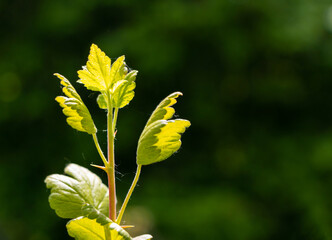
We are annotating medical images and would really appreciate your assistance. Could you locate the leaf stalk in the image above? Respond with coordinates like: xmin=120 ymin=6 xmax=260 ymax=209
xmin=116 ymin=164 xmax=142 ymax=224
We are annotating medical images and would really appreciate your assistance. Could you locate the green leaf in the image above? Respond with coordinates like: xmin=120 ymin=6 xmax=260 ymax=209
xmin=97 ymin=94 xmax=108 ymax=109
xmin=77 ymin=44 xmax=111 ymax=91
xmin=55 ymin=73 xmax=97 ymax=134
xmin=67 ymin=217 xmax=105 ymax=240
xmin=110 ymin=55 xmax=127 ymax=86
xmin=82 ymin=204 xmax=111 ymax=226
xmin=137 ymin=92 xmax=190 ymax=165
xmin=112 ymin=70 xmax=137 ymax=108
xmin=67 ymin=217 xmax=150 ymax=240
xmin=45 ymin=164 xmax=109 ymax=219
xmin=145 ymin=92 xmax=182 ymax=126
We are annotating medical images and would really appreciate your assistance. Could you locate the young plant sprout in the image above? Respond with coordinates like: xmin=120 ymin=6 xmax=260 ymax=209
xmin=45 ymin=44 xmax=190 ymax=240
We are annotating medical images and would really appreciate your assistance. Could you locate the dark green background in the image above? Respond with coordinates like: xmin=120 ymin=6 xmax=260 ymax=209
xmin=1 ymin=0 xmax=332 ymax=239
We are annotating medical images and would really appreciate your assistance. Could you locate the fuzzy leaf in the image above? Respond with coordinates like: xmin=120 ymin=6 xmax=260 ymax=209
xmin=55 ymin=74 xmax=97 ymax=134
xmin=77 ymin=44 xmax=111 ymax=91
xmin=137 ymin=92 xmax=190 ymax=165
xmin=45 ymin=164 xmax=109 ymax=219
xmin=112 ymin=70 xmax=137 ymax=108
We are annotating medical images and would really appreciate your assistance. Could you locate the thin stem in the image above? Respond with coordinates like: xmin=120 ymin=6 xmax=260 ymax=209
xmin=116 ymin=164 xmax=142 ymax=224
xmin=92 ymin=133 xmax=108 ymax=167
xmin=107 ymin=94 xmax=117 ymax=222
xmin=112 ymin=108 xmax=119 ymax=133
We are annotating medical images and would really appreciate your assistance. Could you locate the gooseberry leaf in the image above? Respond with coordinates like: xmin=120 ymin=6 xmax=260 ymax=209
xmin=77 ymin=44 xmax=111 ymax=91
xmin=67 ymin=217 xmax=106 ymax=240
xmin=137 ymin=92 xmax=190 ymax=165
xmin=110 ymin=55 xmax=127 ymax=86
xmin=67 ymin=217 xmax=152 ymax=240
xmin=55 ymin=74 xmax=97 ymax=134
xmin=82 ymin=204 xmax=111 ymax=226
xmin=97 ymin=93 xmax=108 ymax=109
xmin=45 ymin=164 xmax=109 ymax=219
xmin=112 ymin=70 xmax=137 ymax=108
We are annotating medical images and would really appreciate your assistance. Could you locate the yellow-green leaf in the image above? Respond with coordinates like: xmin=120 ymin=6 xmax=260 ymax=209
xmin=77 ymin=44 xmax=111 ymax=91
xmin=67 ymin=217 xmax=106 ymax=240
xmin=55 ymin=73 xmax=97 ymax=134
xmin=137 ymin=92 xmax=190 ymax=165
xmin=97 ymin=94 xmax=108 ymax=109
xmin=112 ymin=70 xmax=137 ymax=108
xmin=145 ymin=92 xmax=182 ymax=127
xmin=45 ymin=164 xmax=109 ymax=219
xmin=67 ymin=217 xmax=146 ymax=240
xmin=110 ymin=55 xmax=127 ymax=86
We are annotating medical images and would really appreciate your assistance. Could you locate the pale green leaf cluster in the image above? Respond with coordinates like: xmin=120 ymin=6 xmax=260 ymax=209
xmin=55 ymin=74 xmax=97 ymax=134
xmin=77 ymin=44 xmax=136 ymax=109
xmin=45 ymin=163 xmax=109 ymax=219
xmin=56 ymin=44 xmax=137 ymax=134
xmin=137 ymin=92 xmax=191 ymax=165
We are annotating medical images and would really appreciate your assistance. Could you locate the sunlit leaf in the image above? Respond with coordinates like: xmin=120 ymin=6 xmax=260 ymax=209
xmin=82 ymin=204 xmax=112 ymax=226
xmin=97 ymin=94 xmax=108 ymax=109
xmin=110 ymin=55 xmax=127 ymax=86
xmin=77 ymin=44 xmax=111 ymax=91
xmin=145 ymin=92 xmax=182 ymax=127
xmin=67 ymin=217 xmax=146 ymax=240
xmin=112 ymin=70 xmax=137 ymax=108
xmin=67 ymin=217 xmax=105 ymax=240
xmin=55 ymin=73 xmax=97 ymax=134
xmin=137 ymin=92 xmax=190 ymax=165
xmin=45 ymin=164 xmax=109 ymax=219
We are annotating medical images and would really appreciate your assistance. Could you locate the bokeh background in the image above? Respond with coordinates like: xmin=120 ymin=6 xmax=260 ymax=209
xmin=1 ymin=0 xmax=332 ymax=239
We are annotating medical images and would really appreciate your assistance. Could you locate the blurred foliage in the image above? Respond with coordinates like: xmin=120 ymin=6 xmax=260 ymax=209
xmin=1 ymin=0 xmax=332 ymax=239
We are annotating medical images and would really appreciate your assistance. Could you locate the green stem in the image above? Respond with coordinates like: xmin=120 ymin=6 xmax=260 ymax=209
xmin=107 ymin=94 xmax=117 ymax=222
xmin=92 ymin=133 xmax=108 ymax=167
xmin=116 ymin=164 xmax=142 ymax=224
xmin=112 ymin=108 xmax=119 ymax=133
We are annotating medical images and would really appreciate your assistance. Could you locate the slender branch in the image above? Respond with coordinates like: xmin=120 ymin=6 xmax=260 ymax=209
xmin=92 ymin=133 xmax=108 ymax=167
xmin=107 ymin=94 xmax=117 ymax=222
xmin=116 ymin=164 xmax=142 ymax=224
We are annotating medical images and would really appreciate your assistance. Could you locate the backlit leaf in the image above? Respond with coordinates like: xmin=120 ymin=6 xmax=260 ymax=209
xmin=110 ymin=55 xmax=127 ymax=86
xmin=55 ymin=73 xmax=97 ymax=134
xmin=137 ymin=92 xmax=190 ymax=165
xmin=82 ymin=204 xmax=112 ymax=226
xmin=145 ymin=92 xmax=182 ymax=127
xmin=77 ymin=44 xmax=111 ymax=91
xmin=45 ymin=164 xmax=109 ymax=219
xmin=67 ymin=217 xmax=105 ymax=240
xmin=97 ymin=93 xmax=108 ymax=109
xmin=67 ymin=217 xmax=150 ymax=240
xmin=112 ymin=70 xmax=137 ymax=108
